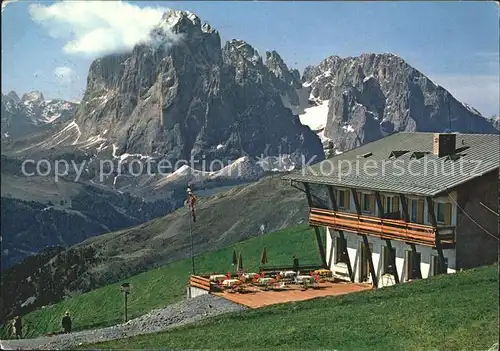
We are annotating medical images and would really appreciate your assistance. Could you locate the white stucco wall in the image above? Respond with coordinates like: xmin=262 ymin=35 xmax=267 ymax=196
xmin=326 ymin=227 xmax=456 ymax=288
xmin=187 ymin=286 xmax=210 ymax=298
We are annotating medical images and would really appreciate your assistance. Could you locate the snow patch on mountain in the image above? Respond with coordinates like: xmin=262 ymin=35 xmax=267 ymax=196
xmin=342 ymin=124 xmax=355 ymax=133
xmin=299 ymin=101 xmax=329 ymax=131
xmin=112 ymin=144 xmax=152 ymax=161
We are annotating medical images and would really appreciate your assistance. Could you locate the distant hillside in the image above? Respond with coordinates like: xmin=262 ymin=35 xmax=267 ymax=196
xmin=0 ymin=175 xmax=307 ymax=323
xmin=0 ymin=225 xmax=320 ymax=339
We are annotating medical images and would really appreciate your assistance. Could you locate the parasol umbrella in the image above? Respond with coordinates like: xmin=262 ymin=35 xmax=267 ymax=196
xmin=232 ymin=250 xmax=237 ymax=266
xmin=261 ymin=247 xmax=268 ymax=265
xmin=237 ymin=252 xmax=243 ymax=271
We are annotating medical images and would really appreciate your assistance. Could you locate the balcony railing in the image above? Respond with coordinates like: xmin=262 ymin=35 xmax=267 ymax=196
xmin=309 ymin=208 xmax=455 ymax=247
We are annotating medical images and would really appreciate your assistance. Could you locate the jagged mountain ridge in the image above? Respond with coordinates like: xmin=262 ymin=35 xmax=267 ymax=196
xmin=6 ymin=10 xmax=497 ymax=166
xmin=1 ymin=91 xmax=78 ymax=138
xmin=69 ymin=10 xmax=323 ymax=168
xmin=298 ymin=53 xmax=498 ymax=151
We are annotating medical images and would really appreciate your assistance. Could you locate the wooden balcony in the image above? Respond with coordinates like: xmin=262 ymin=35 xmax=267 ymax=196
xmin=309 ymin=208 xmax=456 ymax=248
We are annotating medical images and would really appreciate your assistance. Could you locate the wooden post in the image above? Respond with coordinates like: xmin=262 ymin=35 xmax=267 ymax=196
xmin=304 ymin=183 xmax=327 ymax=268
xmin=313 ymin=226 xmax=328 ymax=268
xmin=350 ymin=188 xmax=362 ymax=215
xmin=362 ymin=234 xmax=378 ymax=287
xmin=399 ymin=194 xmax=410 ymax=222
xmin=327 ymin=185 xmax=337 ymax=210
xmin=384 ymin=239 xmax=399 ymax=284
xmin=374 ymin=191 xmax=384 ymax=218
xmin=426 ymin=197 xmax=446 ymax=274
xmin=327 ymin=185 xmax=354 ymax=282
xmin=303 ymin=182 xmax=313 ymax=207
xmin=409 ymin=243 xmax=422 ymax=279
xmin=339 ymin=232 xmax=354 ymax=282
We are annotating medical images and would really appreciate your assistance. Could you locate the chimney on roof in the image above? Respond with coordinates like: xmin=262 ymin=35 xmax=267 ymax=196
xmin=433 ymin=133 xmax=456 ymax=157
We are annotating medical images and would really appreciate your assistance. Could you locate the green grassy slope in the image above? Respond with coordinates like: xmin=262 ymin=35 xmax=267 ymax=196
xmin=86 ymin=264 xmax=499 ymax=351
xmin=0 ymin=225 xmax=322 ymax=338
xmin=2 ymin=175 xmax=308 ymax=327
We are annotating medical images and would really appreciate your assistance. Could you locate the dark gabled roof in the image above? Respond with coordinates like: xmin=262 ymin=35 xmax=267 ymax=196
xmin=282 ymin=132 xmax=499 ymax=196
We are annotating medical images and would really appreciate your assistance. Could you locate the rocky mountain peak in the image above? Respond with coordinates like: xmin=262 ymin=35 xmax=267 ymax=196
xmin=21 ymin=91 xmax=45 ymax=104
xmin=225 ymin=40 xmax=263 ymax=65
xmin=2 ymin=90 xmax=77 ymax=138
xmin=299 ymin=52 xmax=497 ymax=151
xmin=160 ymin=10 xmax=201 ymax=29
xmin=69 ymin=11 xmax=323 ymax=167
xmin=266 ymin=50 xmax=286 ymax=70
xmin=266 ymin=50 xmax=301 ymax=90
xmin=5 ymin=91 xmax=20 ymax=103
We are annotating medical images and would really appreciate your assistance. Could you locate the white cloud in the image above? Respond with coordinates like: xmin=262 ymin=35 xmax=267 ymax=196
xmin=429 ymin=74 xmax=499 ymax=117
xmin=53 ymin=66 xmax=74 ymax=85
xmin=28 ymin=1 xmax=180 ymax=57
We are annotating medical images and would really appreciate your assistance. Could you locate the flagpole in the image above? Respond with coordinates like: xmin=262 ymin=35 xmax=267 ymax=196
xmin=189 ymin=207 xmax=195 ymax=275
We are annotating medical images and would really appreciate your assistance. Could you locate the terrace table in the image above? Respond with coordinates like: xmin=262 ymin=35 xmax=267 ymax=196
xmin=222 ymin=279 xmax=241 ymax=287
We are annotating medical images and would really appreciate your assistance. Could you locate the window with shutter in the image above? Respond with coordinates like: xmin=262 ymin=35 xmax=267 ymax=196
xmin=436 ymin=203 xmax=447 ymax=224
xmin=443 ymin=203 xmax=452 ymax=225
xmin=362 ymin=193 xmax=371 ymax=212
xmin=370 ymin=195 xmax=376 ymax=214
xmin=393 ymin=197 xmax=400 ymax=212
xmin=382 ymin=245 xmax=396 ymax=275
xmin=417 ymin=199 xmax=424 ymax=223
xmin=335 ymin=236 xmax=348 ymax=264
xmin=410 ymin=199 xmax=418 ymax=222
xmin=338 ymin=190 xmax=345 ymax=209
xmin=406 ymin=250 xmax=421 ymax=280
xmin=344 ymin=190 xmax=350 ymax=209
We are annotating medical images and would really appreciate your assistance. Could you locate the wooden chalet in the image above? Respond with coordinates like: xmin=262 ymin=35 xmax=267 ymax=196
xmin=283 ymin=132 xmax=499 ymax=287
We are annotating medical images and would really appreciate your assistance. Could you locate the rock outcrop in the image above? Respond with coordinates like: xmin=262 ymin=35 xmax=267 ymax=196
xmin=73 ymin=10 xmax=324 ymax=168
xmin=301 ymin=53 xmax=498 ymax=151
xmin=1 ymin=91 xmax=78 ymax=138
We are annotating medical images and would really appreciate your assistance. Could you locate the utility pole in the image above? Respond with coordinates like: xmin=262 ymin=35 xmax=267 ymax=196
xmin=189 ymin=210 xmax=195 ymax=275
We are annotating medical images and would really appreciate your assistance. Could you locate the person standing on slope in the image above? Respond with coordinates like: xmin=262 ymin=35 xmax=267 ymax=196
xmin=12 ymin=316 xmax=22 ymax=339
xmin=62 ymin=311 xmax=72 ymax=334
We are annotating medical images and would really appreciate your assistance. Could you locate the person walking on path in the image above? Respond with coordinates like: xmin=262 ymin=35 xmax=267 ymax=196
xmin=12 ymin=316 xmax=22 ymax=339
xmin=62 ymin=311 xmax=72 ymax=334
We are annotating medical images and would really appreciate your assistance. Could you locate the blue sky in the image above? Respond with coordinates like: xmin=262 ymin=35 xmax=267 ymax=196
xmin=2 ymin=1 xmax=499 ymax=116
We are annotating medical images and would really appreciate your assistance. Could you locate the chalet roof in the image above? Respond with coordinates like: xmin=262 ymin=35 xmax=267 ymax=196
xmin=282 ymin=132 xmax=499 ymax=196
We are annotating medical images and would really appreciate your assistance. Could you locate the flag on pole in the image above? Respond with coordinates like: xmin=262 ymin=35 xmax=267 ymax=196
xmin=232 ymin=250 xmax=237 ymax=266
xmin=237 ymin=252 xmax=243 ymax=272
xmin=187 ymin=185 xmax=197 ymax=223
xmin=261 ymin=247 xmax=268 ymax=265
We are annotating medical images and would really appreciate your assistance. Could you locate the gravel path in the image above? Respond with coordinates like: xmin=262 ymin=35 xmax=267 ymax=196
xmin=0 ymin=295 xmax=246 ymax=350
